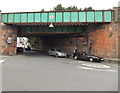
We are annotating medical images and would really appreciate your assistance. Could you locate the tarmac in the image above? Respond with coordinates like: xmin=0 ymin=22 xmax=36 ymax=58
xmin=104 ymin=58 xmax=119 ymax=64
xmin=0 ymin=50 xmax=119 ymax=64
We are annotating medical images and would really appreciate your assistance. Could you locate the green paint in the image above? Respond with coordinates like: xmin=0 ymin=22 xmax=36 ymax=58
xmin=71 ymin=12 xmax=78 ymax=22
xmin=49 ymin=12 xmax=55 ymax=22
xmin=26 ymin=26 xmax=31 ymax=32
xmin=36 ymin=26 xmax=41 ymax=32
xmin=42 ymin=13 xmax=47 ymax=22
xmin=2 ymin=14 xmax=7 ymax=22
xmin=76 ymin=27 xmax=82 ymax=32
xmin=56 ymin=27 xmax=62 ymax=32
xmin=33 ymin=26 xmax=39 ymax=32
xmin=2 ymin=11 xmax=112 ymax=23
xmin=95 ymin=11 xmax=102 ymax=22
xmin=63 ymin=26 xmax=68 ymax=32
xmin=56 ymin=12 xmax=62 ymax=22
xmin=35 ymin=27 xmax=40 ymax=32
xmin=79 ymin=12 xmax=86 ymax=22
xmin=64 ymin=12 xmax=70 ymax=22
xmin=28 ymin=13 xmax=34 ymax=22
xmin=31 ymin=27 xmax=35 ymax=32
xmin=33 ymin=26 xmax=48 ymax=32
xmin=21 ymin=27 xmax=26 ymax=32
xmin=69 ymin=26 xmax=74 ymax=32
xmin=14 ymin=14 xmax=20 ymax=22
xmin=87 ymin=12 xmax=94 ymax=22
xmin=44 ymin=27 xmax=49 ymax=32
xmin=8 ymin=14 xmax=14 ymax=22
xmin=40 ymin=27 xmax=44 ymax=32
xmin=104 ymin=11 xmax=111 ymax=22
xmin=35 ymin=13 xmax=40 ymax=22
xmin=49 ymin=28 xmax=55 ymax=32
xmin=21 ymin=13 xmax=27 ymax=22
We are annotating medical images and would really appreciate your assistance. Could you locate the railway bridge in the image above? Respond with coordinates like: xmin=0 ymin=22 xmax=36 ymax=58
xmin=0 ymin=7 xmax=119 ymax=58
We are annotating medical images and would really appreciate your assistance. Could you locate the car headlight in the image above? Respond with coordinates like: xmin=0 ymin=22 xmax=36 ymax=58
xmin=101 ymin=58 xmax=104 ymax=60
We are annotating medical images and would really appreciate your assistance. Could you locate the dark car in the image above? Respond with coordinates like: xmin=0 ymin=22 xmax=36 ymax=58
xmin=73 ymin=51 xmax=104 ymax=62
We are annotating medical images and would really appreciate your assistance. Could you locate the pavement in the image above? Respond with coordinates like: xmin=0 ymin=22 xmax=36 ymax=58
xmin=104 ymin=58 xmax=120 ymax=63
xmin=1 ymin=51 xmax=118 ymax=91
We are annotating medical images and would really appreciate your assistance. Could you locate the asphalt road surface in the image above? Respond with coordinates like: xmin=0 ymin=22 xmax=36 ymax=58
xmin=1 ymin=51 xmax=118 ymax=91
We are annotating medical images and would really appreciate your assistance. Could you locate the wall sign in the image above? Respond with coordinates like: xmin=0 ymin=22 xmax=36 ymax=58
xmin=7 ymin=37 xmax=12 ymax=44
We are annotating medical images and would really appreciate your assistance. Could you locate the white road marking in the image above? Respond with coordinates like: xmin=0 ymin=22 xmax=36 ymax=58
xmin=106 ymin=70 xmax=117 ymax=72
xmin=82 ymin=63 xmax=110 ymax=69
xmin=69 ymin=61 xmax=79 ymax=63
xmin=101 ymin=65 xmax=110 ymax=68
xmin=76 ymin=66 xmax=117 ymax=72
xmin=0 ymin=60 xmax=5 ymax=63
xmin=0 ymin=56 xmax=10 ymax=57
xmin=76 ymin=66 xmax=93 ymax=70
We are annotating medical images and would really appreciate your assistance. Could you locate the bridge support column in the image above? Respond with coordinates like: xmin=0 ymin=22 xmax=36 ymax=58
xmin=0 ymin=24 xmax=18 ymax=55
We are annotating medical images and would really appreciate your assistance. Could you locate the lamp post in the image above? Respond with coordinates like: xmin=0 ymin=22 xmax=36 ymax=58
xmin=89 ymin=39 xmax=93 ymax=53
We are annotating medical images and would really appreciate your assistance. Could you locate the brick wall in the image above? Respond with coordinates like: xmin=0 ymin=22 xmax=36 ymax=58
xmin=118 ymin=22 xmax=120 ymax=59
xmin=87 ymin=23 xmax=118 ymax=58
xmin=0 ymin=24 xmax=18 ymax=54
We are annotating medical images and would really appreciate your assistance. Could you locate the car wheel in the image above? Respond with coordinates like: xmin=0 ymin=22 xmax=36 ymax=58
xmin=48 ymin=53 xmax=51 ymax=56
xmin=55 ymin=54 xmax=59 ymax=57
xmin=89 ymin=58 xmax=94 ymax=62
xmin=74 ymin=56 xmax=78 ymax=60
xmin=19 ymin=48 xmax=23 ymax=52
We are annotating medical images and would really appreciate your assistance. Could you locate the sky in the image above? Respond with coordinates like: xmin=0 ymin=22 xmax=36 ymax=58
xmin=0 ymin=0 xmax=120 ymax=13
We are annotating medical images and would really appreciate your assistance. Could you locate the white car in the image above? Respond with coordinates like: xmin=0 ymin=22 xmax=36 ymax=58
xmin=48 ymin=48 xmax=67 ymax=57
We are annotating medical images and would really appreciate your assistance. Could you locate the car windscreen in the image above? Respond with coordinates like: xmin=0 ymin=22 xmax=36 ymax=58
xmin=50 ymin=49 xmax=55 ymax=51
xmin=56 ymin=49 xmax=62 ymax=52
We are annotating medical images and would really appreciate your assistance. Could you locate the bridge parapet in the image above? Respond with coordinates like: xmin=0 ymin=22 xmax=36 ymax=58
xmin=1 ymin=10 xmax=114 ymax=24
